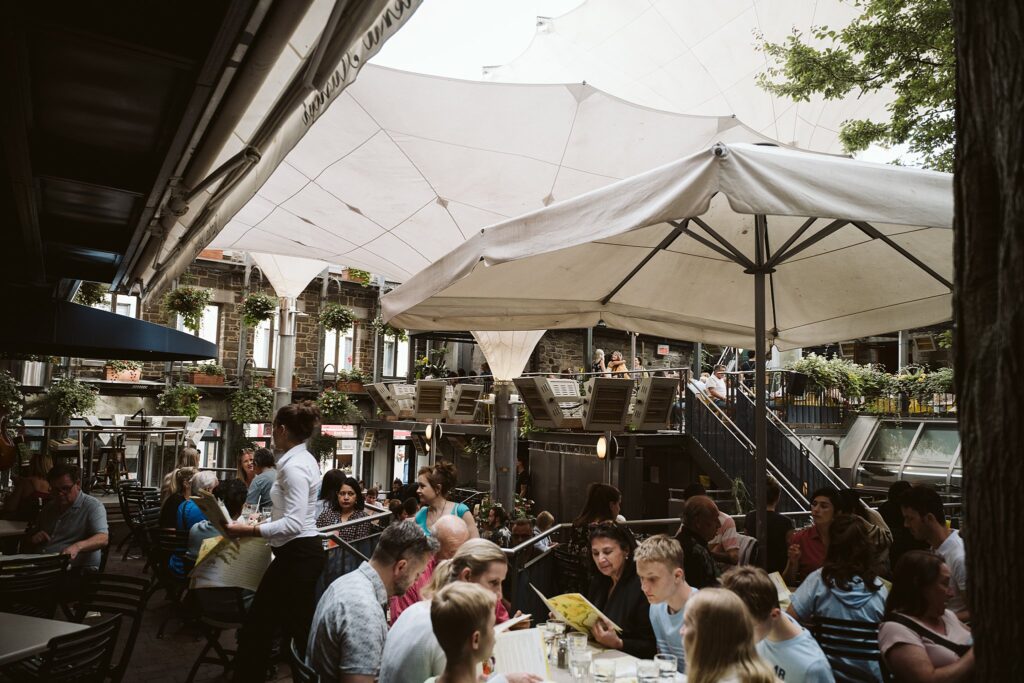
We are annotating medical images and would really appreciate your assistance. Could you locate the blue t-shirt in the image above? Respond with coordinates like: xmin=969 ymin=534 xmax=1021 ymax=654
xmin=414 ymin=503 xmax=470 ymax=536
xmin=170 ymin=499 xmax=208 ymax=576
xmin=648 ymin=588 xmax=697 ymax=672
xmin=756 ymin=613 xmax=835 ymax=683
xmin=790 ymin=568 xmax=887 ymax=681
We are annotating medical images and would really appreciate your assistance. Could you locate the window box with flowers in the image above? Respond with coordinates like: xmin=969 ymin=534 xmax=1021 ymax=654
xmin=185 ymin=363 xmax=226 ymax=386
xmin=335 ymin=367 xmax=367 ymax=393
xmin=104 ymin=360 xmax=142 ymax=382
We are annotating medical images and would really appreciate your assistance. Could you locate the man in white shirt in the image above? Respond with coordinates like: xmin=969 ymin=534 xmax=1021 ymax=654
xmin=705 ymin=365 xmax=728 ymax=407
xmin=901 ymin=484 xmax=969 ymax=620
xmin=723 ymin=566 xmax=835 ymax=683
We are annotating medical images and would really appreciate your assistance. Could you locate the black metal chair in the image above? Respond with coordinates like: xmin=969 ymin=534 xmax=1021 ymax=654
xmin=0 ymin=553 xmax=70 ymax=618
xmin=146 ymin=527 xmax=193 ymax=637
xmin=807 ymin=616 xmax=890 ymax=683
xmin=120 ymin=486 xmax=159 ymax=561
xmin=185 ymin=587 xmax=251 ymax=683
xmin=0 ymin=613 xmax=122 ymax=683
xmin=290 ymin=637 xmax=320 ymax=683
xmin=71 ymin=573 xmax=151 ymax=683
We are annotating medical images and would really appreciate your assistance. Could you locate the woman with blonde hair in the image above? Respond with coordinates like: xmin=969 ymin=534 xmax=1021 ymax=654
xmin=160 ymin=466 xmax=197 ymax=528
xmin=683 ymin=588 xmax=778 ymax=683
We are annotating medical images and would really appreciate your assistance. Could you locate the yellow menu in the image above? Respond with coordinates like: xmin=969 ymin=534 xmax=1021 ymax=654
xmin=531 ymin=584 xmax=622 ymax=634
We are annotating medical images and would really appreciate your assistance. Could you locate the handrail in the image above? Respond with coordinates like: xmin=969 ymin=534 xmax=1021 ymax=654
xmin=315 ymin=504 xmax=391 ymax=534
xmin=736 ymin=383 xmax=848 ymax=491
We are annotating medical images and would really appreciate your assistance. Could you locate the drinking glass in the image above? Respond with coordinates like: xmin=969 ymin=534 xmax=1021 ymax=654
xmin=637 ymin=660 xmax=660 ymax=683
xmin=654 ymin=653 xmax=677 ymax=679
xmin=590 ymin=658 xmax=616 ymax=683
xmin=568 ymin=649 xmax=592 ymax=683
xmin=567 ymin=632 xmax=589 ymax=653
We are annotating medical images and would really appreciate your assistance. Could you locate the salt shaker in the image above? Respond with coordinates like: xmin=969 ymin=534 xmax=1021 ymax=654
xmin=556 ymin=636 xmax=568 ymax=669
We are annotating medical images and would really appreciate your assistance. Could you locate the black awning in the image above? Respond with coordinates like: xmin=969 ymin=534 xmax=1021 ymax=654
xmin=3 ymin=299 xmax=217 ymax=361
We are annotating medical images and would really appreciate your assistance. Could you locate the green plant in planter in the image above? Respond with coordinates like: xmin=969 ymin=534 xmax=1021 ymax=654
xmin=337 ymin=367 xmax=367 ymax=384
xmin=346 ymin=268 xmax=372 ymax=286
xmin=308 ymin=434 xmax=338 ymax=462
xmin=317 ymin=389 xmax=362 ymax=423
xmin=371 ymin=315 xmax=408 ymax=342
xmin=157 ymin=385 xmax=202 ymax=420
xmin=414 ymin=347 xmax=449 ymax=379
xmin=240 ymin=292 xmax=278 ymax=327
xmin=164 ymin=285 xmax=213 ymax=333
xmin=923 ymin=367 xmax=954 ymax=397
xmin=0 ymin=370 xmax=24 ymax=425
xmin=45 ymin=377 xmax=98 ymax=419
xmin=106 ymin=360 xmax=142 ymax=373
xmin=231 ymin=385 xmax=274 ymax=424
xmin=196 ymin=362 xmax=225 ymax=376
xmin=74 ymin=282 xmax=107 ymax=307
xmin=319 ymin=303 xmax=357 ymax=333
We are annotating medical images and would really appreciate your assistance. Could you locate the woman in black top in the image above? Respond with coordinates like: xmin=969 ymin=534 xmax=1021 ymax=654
xmin=587 ymin=522 xmax=656 ymax=659
xmin=159 ymin=466 xmax=196 ymax=528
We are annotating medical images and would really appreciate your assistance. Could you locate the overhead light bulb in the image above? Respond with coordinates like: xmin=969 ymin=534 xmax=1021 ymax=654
xmin=424 ymin=423 xmax=433 ymax=440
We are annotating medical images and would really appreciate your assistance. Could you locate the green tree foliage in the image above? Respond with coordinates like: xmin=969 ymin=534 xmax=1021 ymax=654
xmin=759 ymin=0 xmax=954 ymax=171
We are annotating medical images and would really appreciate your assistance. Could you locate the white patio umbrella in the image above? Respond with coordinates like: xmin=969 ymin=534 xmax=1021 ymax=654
xmin=382 ymin=142 xmax=953 ymax=551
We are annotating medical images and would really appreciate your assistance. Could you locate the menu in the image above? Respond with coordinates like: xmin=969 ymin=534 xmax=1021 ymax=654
xmin=531 ymin=584 xmax=621 ymax=634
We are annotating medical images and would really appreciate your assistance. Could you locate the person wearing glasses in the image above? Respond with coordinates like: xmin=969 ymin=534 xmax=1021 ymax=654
xmin=28 ymin=463 xmax=108 ymax=569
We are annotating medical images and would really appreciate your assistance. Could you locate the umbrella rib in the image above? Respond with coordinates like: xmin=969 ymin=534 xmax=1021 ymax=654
xmin=689 ymin=217 xmax=756 ymax=270
xmin=770 ymin=219 xmax=849 ymax=265
xmin=599 ymin=222 xmax=687 ymax=305
xmin=852 ymin=221 xmax=953 ymax=290
xmin=761 ymin=216 xmax=780 ymax=336
xmin=670 ymin=220 xmax=742 ymax=263
xmin=765 ymin=217 xmax=817 ymax=268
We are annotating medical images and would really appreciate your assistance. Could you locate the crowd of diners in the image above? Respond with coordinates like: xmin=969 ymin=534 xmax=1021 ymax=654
xmin=1 ymin=401 xmax=972 ymax=683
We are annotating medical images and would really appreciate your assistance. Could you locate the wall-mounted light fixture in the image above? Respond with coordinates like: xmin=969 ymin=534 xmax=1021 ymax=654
xmin=596 ymin=431 xmax=617 ymax=459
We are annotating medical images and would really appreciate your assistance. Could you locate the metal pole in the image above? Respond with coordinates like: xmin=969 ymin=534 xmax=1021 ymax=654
xmin=492 ymin=382 xmax=517 ymax=513
xmin=273 ymin=296 xmax=297 ymax=412
xmin=753 ymin=216 xmax=769 ymax=567
xmin=897 ymin=330 xmax=911 ymax=370
xmin=630 ymin=332 xmax=638 ymax=373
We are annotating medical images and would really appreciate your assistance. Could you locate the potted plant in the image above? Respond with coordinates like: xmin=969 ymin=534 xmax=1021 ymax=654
xmin=342 ymin=268 xmax=372 ymax=286
xmin=0 ymin=370 xmax=24 ymax=426
xmin=319 ymin=303 xmax=357 ymax=333
xmin=371 ymin=315 xmax=408 ymax=342
xmin=240 ymin=291 xmax=277 ymax=327
xmin=185 ymin=362 xmax=226 ymax=386
xmin=231 ymin=385 xmax=274 ymax=425
xmin=104 ymin=359 xmax=142 ymax=382
xmin=74 ymin=282 xmax=107 ymax=307
xmin=157 ymin=384 xmax=202 ymax=420
xmin=44 ymin=377 xmax=98 ymax=420
xmin=336 ymin=367 xmax=367 ymax=393
xmin=164 ymin=285 xmax=212 ymax=333
xmin=317 ymin=389 xmax=362 ymax=423
xmin=308 ymin=433 xmax=338 ymax=462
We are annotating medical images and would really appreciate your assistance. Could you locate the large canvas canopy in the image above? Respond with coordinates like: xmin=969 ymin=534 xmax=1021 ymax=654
xmin=208 ymin=65 xmax=785 ymax=282
xmin=381 ymin=143 xmax=953 ymax=350
xmin=485 ymin=0 xmax=893 ymax=154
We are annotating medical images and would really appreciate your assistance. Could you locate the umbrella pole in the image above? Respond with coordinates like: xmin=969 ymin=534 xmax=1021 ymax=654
xmin=753 ymin=216 xmax=769 ymax=568
xmin=492 ymin=381 xmax=517 ymax=514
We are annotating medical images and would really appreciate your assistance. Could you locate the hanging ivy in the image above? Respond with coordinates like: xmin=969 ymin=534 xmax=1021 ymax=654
xmin=164 ymin=286 xmax=213 ymax=333
xmin=371 ymin=315 xmax=408 ymax=342
xmin=157 ymin=385 xmax=202 ymax=420
xmin=74 ymin=282 xmax=107 ymax=307
xmin=319 ymin=303 xmax=357 ymax=333
xmin=240 ymin=292 xmax=278 ymax=327
xmin=231 ymin=385 xmax=274 ymax=424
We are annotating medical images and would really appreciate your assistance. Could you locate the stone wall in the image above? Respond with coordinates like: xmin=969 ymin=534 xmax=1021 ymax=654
xmin=530 ymin=329 xmax=693 ymax=375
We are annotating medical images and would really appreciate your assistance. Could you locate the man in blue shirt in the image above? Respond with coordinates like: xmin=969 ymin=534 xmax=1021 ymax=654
xmin=722 ymin=566 xmax=834 ymax=683
xmin=635 ymin=534 xmax=697 ymax=673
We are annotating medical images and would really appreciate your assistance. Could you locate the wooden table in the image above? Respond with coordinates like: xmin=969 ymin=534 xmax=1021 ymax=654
xmin=0 ymin=519 xmax=29 ymax=538
xmin=0 ymin=612 xmax=89 ymax=665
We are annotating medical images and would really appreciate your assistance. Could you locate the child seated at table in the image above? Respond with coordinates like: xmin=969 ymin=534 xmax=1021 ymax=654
xmin=427 ymin=582 xmax=497 ymax=683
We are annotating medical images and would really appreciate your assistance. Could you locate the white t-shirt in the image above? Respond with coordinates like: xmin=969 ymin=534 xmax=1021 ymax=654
xmin=705 ymin=373 xmax=727 ymax=399
xmin=935 ymin=529 xmax=967 ymax=614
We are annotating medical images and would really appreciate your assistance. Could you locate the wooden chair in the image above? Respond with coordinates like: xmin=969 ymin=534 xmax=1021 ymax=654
xmin=1 ymin=613 xmax=122 ymax=683
xmin=0 ymin=553 xmax=70 ymax=618
xmin=72 ymin=573 xmax=151 ymax=683
xmin=290 ymin=637 xmax=321 ymax=683
xmin=807 ymin=615 xmax=889 ymax=683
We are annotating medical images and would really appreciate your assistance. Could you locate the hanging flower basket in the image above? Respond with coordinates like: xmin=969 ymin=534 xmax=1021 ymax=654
xmin=45 ymin=378 xmax=98 ymax=420
xmin=104 ymin=360 xmax=142 ymax=382
xmin=231 ymin=385 xmax=274 ymax=424
xmin=319 ymin=303 xmax=357 ymax=333
xmin=317 ymin=389 xmax=362 ymax=424
xmin=240 ymin=292 xmax=277 ymax=327
xmin=164 ymin=286 xmax=213 ymax=333
xmin=157 ymin=385 xmax=202 ymax=420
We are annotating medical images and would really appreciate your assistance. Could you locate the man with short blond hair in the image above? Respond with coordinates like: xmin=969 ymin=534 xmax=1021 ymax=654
xmin=635 ymin=535 xmax=696 ymax=672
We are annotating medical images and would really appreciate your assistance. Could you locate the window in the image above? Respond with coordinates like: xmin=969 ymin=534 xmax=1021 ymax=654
xmin=382 ymin=338 xmax=410 ymax=378
xmin=176 ymin=304 xmax=220 ymax=363
xmin=92 ymin=293 xmax=139 ymax=318
xmin=253 ymin=313 xmax=278 ymax=370
xmin=324 ymin=328 xmax=355 ymax=372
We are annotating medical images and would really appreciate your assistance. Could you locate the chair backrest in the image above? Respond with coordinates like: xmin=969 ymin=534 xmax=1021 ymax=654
xmin=808 ymin=616 xmax=885 ymax=682
xmin=192 ymin=586 xmax=250 ymax=629
xmin=0 ymin=553 xmax=70 ymax=618
xmin=735 ymin=533 xmax=758 ymax=565
xmin=146 ymin=527 xmax=191 ymax=588
xmin=75 ymin=573 xmax=151 ymax=683
xmin=38 ymin=613 xmax=122 ymax=683
xmin=290 ymin=637 xmax=321 ymax=683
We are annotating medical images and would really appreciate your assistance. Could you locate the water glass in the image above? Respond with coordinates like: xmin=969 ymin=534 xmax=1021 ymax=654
xmin=591 ymin=658 xmax=616 ymax=683
xmin=654 ymin=653 xmax=678 ymax=678
xmin=567 ymin=632 xmax=588 ymax=652
xmin=637 ymin=660 xmax=660 ymax=683
xmin=568 ymin=649 xmax=592 ymax=683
